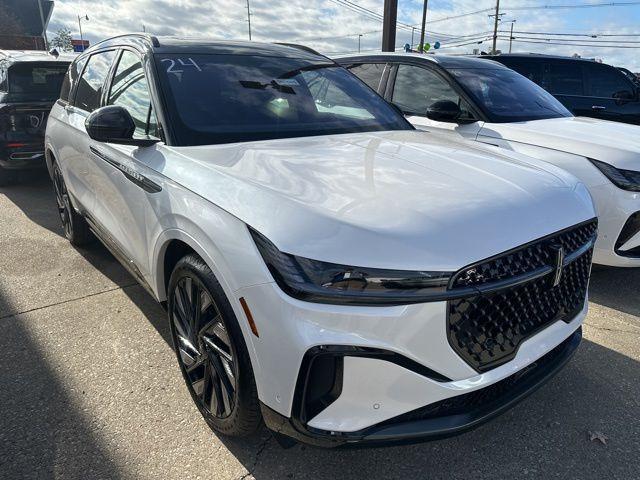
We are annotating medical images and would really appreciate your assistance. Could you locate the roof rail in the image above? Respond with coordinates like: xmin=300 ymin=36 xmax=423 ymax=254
xmin=89 ymin=33 xmax=159 ymax=51
xmin=274 ymin=43 xmax=325 ymax=57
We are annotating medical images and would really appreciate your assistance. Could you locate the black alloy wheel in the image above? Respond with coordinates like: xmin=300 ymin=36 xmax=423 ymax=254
xmin=51 ymin=162 xmax=93 ymax=246
xmin=52 ymin=163 xmax=72 ymax=238
xmin=173 ymin=275 xmax=237 ymax=418
xmin=168 ymin=255 xmax=261 ymax=436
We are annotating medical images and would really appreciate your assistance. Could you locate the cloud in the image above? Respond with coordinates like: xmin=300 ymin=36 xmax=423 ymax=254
xmin=47 ymin=0 xmax=640 ymax=70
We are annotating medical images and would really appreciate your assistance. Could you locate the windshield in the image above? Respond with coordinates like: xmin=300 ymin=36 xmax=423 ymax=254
xmin=8 ymin=62 xmax=69 ymax=101
xmin=450 ymin=68 xmax=572 ymax=123
xmin=155 ymin=54 xmax=411 ymax=146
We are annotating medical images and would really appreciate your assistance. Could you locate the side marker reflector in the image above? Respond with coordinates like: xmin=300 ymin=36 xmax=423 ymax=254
xmin=239 ymin=297 xmax=259 ymax=338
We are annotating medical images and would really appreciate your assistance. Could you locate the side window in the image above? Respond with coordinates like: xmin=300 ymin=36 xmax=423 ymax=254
xmin=108 ymin=50 xmax=156 ymax=137
xmin=392 ymin=64 xmax=473 ymax=119
xmin=304 ymin=70 xmax=375 ymax=120
xmin=74 ymin=50 xmax=117 ymax=112
xmin=60 ymin=56 xmax=87 ymax=102
xmin=544 ymin=61 xmax=584 ymax=96
xmin=585 ymin=64 xmax=634 ymax=98
xmin=504 ymin=61 xmax=544 ymax=85
xmin=347 ymin=63 xmax=385 ymax=91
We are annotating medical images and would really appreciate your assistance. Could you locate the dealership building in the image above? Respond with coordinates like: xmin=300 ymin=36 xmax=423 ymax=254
xmin=0 ymin=0 xmax=53 ymax=50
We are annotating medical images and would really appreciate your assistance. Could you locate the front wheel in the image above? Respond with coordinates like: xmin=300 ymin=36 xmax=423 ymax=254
xmin=168 ymin=254 xmax=261 ymax=437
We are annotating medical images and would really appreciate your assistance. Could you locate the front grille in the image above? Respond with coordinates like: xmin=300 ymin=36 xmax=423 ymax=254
xmin=452 ymin=220 xmax=597 ymax=288
xmin=376 ymin=328 xmax=580 ymax=427
xmin=448 ymin=220 xmax=596 ymax=372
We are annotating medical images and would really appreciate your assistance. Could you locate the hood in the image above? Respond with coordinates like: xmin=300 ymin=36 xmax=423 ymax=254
xmin=161 ymin=130 xmax=595 ymax=271
xmin=481 ymin=116 xmax=640 ymax=171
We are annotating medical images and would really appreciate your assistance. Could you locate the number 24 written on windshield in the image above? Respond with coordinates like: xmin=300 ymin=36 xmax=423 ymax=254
xmin=161 ymin=58 xmax=202 ymax=74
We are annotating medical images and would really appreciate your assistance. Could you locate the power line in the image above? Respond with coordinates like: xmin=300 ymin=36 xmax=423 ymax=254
xmin=502 ymin=30 xmax=640 ymax=37
xmin=507 ymin=35 xmax=640 ymax=43
xmin=508 ymin=1 xmax=640 ymax=10
xmin=504 ymin=37 xmax=640 ymax=48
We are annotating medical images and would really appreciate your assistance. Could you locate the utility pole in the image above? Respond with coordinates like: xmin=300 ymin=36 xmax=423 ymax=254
xmin=491 ymin=0 xmax=501 ymax=54
xmin=411 ymin=26 xmax=415 ymax=50
xmin=507 ymin=19 xmax=516 ymax=53
xmin=418 ymin=0 xmax=428 ymax=53
xmin=246 ymin=0 xmax=252 ymax=41
xmin=358 ymin=34 xmax=363 ymax=53
xmin=381 ymin=0 xmax=397 ymax=52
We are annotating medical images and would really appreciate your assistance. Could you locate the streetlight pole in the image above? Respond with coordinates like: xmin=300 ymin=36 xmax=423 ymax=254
xmin=419 ymin=0 xmax=428 ymax=53
xmin=358 ymin=34 xmax=363 ymax=53
xmin=78 ymin=14 xmax=89 ymax=52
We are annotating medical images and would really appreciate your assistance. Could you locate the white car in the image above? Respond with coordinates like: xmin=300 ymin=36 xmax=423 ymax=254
xmin=46 ymin=36 xmax=596 ymax=447
xmin=336 ymin=53 xmax=640 ymax=267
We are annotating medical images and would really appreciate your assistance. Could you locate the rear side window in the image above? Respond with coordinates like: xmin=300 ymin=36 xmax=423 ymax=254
xmin=502 ymin=60 xmax=544 ymax=85
xmin=585 ymin=64 xmax=634 ymax=98
xmin=6 ymin=63 xmax=69 ymax=99
xmin=108 ymin=50 xmax=157 ymax=137
xmin=74 ymin=50 xmax=117 ymax=112
xmin=60 ymin=57 xmax=87 ymax=102
xmin=392 ymin=64 xmax=474 ymax=119
xmin=544 ymin=61 xmax=584 ymax=96
xmin=347 ymin=63 xmax=385 ymax=91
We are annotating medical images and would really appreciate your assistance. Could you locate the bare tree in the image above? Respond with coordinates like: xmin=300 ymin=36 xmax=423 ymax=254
xmin=50 ymin=27 xmax=73 ymax=52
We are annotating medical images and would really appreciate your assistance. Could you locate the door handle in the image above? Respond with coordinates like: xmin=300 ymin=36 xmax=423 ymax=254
xmin=591 ymin=105 xmax=606 ymax=110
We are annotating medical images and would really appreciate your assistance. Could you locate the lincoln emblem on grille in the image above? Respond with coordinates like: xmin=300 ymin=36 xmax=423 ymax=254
xmin=550 ymin=245 xmax=565 ymax=287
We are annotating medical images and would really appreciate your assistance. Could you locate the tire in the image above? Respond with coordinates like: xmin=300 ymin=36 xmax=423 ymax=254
xmin=0 ymin=166 xmax=15 ymax=187
xmin=168 ymin=254 xmax=261 ymax=437
xmin=52 ymin=162 xmax=93 ymax=246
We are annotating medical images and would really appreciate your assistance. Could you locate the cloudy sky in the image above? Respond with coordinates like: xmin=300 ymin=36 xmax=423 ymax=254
xmin=48 ymin=0 xmax=640 ymax=70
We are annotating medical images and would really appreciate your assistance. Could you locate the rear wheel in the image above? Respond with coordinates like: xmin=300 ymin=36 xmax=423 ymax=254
xmin=52 ymin=162 xmax=93 ymax=246
xmin=168 ymin=254 xmax=261 ymax=436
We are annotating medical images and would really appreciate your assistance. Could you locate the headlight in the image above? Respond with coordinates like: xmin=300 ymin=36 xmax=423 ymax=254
xmin=250 ymin=228 xmax=452 ymax=306
xmin=590 ymin=159 xmax=640 ymax=192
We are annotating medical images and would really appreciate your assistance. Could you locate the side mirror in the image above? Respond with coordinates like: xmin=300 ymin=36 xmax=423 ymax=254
xmin=85 ymin=105 xmax=158 ymax=147
xmin=426 ymin=100 xmax=461 ymax=122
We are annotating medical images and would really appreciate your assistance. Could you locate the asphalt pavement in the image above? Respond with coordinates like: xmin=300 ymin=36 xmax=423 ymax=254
xmin=0 ymin=173 xmax=639 ymax=480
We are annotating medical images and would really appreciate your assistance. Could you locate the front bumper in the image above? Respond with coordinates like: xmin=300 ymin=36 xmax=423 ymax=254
xmin=261 ymin=327 xmax=582 ymax=448
xmin=238 ymin=279 xmax=587 ymax=446
xmin=590 ymin=183 xmax=640 ymax=266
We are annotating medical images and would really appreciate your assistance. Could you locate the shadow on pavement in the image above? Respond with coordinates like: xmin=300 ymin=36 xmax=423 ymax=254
xmin=0 ymin=288 xmax=126 ymax=479
xmin=589 ymin=265 xmax=640 ymax=318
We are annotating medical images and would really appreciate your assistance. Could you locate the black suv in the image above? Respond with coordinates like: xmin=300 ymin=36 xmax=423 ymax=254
xmin=482 ymin=54 xmax=640 ymax=126
xmin=0 ymin=50 xmax=72 ymax=185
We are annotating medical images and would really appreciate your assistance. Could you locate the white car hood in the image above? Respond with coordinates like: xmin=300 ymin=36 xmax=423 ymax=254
xmin=162 ymin=130 xmax=594 ymax=271
xmin=481 ymin=116 xmax=640 ymax=171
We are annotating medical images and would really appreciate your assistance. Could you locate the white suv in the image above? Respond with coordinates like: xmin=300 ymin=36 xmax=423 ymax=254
xmin=46 ymin=35 xmax=596 ymax=447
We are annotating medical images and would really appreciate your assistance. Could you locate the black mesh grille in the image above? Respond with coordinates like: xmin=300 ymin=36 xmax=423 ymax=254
xmin=451 ymin=221 xmax=597 ymax=289
xmin=448 ymin=221 xmax=596 ymax=372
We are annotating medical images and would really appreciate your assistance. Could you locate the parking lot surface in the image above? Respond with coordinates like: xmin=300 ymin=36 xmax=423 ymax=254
xmin=1 ymin=174 xmax=639 ymax=480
